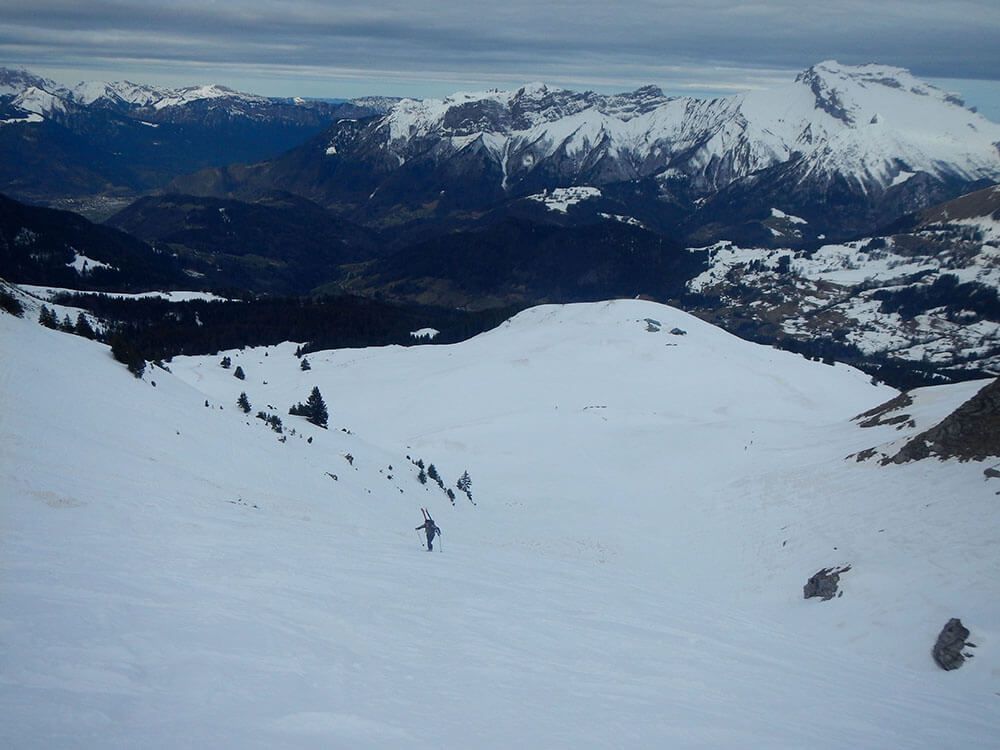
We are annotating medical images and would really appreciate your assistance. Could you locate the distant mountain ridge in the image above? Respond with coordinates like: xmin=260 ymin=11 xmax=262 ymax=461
xmin=374 ymin=61 xmax=999 ymax=193
xmin=0 ymin=66 xmax=398 ymax=122
xmin=171 ymin=61 xmax=1000 ymax=243
xmin=0 ymin=67 xmax=397 ymax=206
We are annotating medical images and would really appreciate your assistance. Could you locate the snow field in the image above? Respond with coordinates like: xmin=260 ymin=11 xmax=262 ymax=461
xmin=2 ymin=299 xmax=999 ymax=748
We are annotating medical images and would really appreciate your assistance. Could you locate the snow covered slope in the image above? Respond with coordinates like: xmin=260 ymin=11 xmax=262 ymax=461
xmin=686 ymin=183 xmax=1000 ymax=378
xmin=2 ymin=300 xmax=998 ymax=748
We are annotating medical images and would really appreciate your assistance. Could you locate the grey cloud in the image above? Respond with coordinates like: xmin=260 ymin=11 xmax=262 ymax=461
xmin=0 ymin=0 xmax=997 ymax=93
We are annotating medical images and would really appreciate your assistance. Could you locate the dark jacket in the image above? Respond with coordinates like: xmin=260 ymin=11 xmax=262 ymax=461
xmin=416 ymin=519 xmax=440 ymax=538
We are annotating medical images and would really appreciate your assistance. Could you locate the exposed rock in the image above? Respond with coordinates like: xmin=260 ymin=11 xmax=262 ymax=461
xmin=932 ymin=618 xmax=971 ymax=671
xmin=888 ymin=379 xmax=1000 ymax=463
xmin=803 ymin=565 xmax=851 ymax=601
xmin=670 ymin=327 xmax=687 ymax=336
xmin=854 ymin=392 xmax=914 ymax=428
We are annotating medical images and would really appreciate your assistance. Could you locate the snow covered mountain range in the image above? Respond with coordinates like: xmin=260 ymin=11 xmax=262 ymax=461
xmin=370 ymin=61 xmax=998 ymax=196
xmin=167 ymin=61 xmax=1000 ymax=243
xmin=1 ymin=290 xmax=998 ymax=747
xmin=0 ymin=67 xmax=394 ymax=206
xmin=0 ymin=66 xmax=394 ymax=123
xmin=3 ymin=61 xmax=997 ymax=240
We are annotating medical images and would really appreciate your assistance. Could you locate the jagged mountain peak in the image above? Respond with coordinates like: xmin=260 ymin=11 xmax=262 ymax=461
xmin=70 ymin=79 xmax=167 ymax=108
xmin=381 ymin=81 xmax=675 ymax=142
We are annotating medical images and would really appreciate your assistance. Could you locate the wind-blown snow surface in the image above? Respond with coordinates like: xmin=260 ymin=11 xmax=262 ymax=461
xmin=2 ymin=300 xmax=998 ymax=748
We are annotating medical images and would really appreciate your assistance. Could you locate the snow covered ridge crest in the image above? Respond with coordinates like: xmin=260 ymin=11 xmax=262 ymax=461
xmin=350 ymin=60 xmax=1000 ymax=195
xmin=0 ymin=66 xmax=394 ymax=121
xmin=0 ymin=68 xmax=270 ymax=116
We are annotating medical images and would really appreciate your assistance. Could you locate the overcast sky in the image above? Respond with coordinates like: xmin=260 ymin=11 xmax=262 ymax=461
xmin=2 ymin=0 xmax=999 ymax=116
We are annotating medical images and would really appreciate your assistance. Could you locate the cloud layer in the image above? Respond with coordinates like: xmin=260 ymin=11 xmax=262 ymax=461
xmin=2 ymin=0 xmax=998 ymax=98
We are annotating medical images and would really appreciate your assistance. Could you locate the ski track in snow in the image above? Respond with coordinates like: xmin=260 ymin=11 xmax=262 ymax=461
xmin=1 ymin=299 xmax=998 ymax=749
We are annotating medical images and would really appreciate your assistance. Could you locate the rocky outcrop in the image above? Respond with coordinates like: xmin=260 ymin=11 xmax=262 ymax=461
xmin=803 ymin=565 xmax=851 ymax=601
xmin=889 ymin=379 xmax=1000 ymax=463
xmin=853 ymin=393 xmax=915 ymax=429
xmin=932 ymin=618 xmax=972 ymax=671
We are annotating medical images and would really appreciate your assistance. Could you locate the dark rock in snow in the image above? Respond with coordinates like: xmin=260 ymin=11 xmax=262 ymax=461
xmin=889 ymin=379 xmax=1000 ymax=463
xmin=932 ymin=618 xmax=971 ymax=671
xmin=803 ymin=565 xmax=851 ymax=601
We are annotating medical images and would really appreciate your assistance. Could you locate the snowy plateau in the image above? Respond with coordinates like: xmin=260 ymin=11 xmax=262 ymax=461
xmin=2 ymin=294 xmax=999 ymax=749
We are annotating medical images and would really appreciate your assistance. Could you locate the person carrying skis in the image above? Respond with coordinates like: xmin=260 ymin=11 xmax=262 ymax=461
xmin=416 ymin=508 xmax=441 ymax=551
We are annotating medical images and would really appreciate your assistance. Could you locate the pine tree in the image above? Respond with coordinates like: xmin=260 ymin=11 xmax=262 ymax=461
xmin=74 ymin=312 xmax=96 ymax=339
xmin=290 ymin=386 xmax=329 ymax=428
xmin=300 ymin=358 xmax=311 ymax=371
xmin=38 ymin=305 xmax=58 ymax=329
xmin=60 ymin=314 xmax=74 ymax=332
xmin=237 ymin=392 xmax=251 ymax=413
xmin=220 ymin=356 xmax=232 ymax=369
xmin=457 ymin=470 xmax=473 ymax=500
xmin=110 ymin=333 xmax=145 ymax=378
xmin=0 ymin=288 xmax=24 ymax=317
xmin=305 ymin=386 xmax=328 ymax=428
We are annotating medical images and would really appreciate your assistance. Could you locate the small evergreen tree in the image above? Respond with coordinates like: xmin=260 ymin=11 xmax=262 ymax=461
xmin=290 ymin=386 xmax=328 ymax=428
xmin=237 ymin=392 xmax=251 ymax=413
xmin=74 ymin=312 xmax=95 ymax=339
xmin=457 ymin=470 xmax=473 ymax=502
xmin=38 ymin=305 xmax=58 ymax=329
xmin=220 ymin=356 xmax=232 ymax=369
xmin=60 ymin=314 xmax=74 ymax=332
xmin=418 ymin=469 xmax=428 ymax=484
xmin=300 ymin=358 xmax=311 ymax=371
xmin=110 ymin=333 xmax=145 ymax=378
xmin=305 ymin=386 xmax=328 ymax=427
xmin=233 ymin=365 xmax=246 ymax=380
xmin=256 ymin=411 xmax=283 ymax=433
xmin=0 ymin=288 xmax=24 ymax=317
